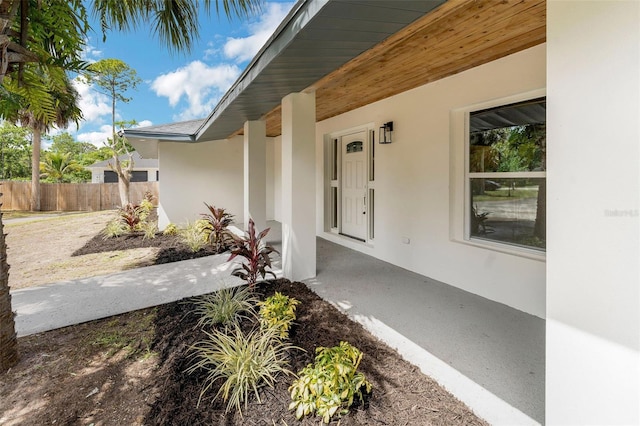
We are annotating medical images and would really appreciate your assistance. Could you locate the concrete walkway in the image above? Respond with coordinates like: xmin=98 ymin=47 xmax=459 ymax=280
xmin=12 ymin=253 xmax=277 ymax=337
xmin=10 ymin=225 xmax=544 ymax=426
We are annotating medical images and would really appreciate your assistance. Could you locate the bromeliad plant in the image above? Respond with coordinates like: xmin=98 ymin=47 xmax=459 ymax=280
xmin=258 ymin=292 xmax=300 ymax=338
xmin=201 ymin=203 xmax=234 ymax=252
xmin=103 ymin=202 xmax=149 ymax=239
xmin=119 ymin=203 xmax=144 ymax=232
xmin=289 ymin=341 xmax=372 ymax=424
xmin=228 ymin=219 xmax=278 ymax=290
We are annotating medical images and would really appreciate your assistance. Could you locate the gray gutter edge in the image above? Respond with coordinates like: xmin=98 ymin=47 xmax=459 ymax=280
xmin=122 ymin=130 xmax=195 ymax=142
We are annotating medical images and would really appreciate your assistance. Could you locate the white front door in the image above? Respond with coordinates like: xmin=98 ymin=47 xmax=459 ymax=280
xmin=341 ymin=131 xmax=367 ymax=241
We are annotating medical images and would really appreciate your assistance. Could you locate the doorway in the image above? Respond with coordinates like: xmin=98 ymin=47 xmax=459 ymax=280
xmin=340 ymin=130 xmax=368 ymax=241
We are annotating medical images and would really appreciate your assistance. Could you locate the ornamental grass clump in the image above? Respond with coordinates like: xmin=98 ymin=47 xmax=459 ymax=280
xmin=258 ymin=292 xmax=300 ymax=338
xmin=187 ymin=325 xmax=295 ymax=414
xmin=102 ymin=217 xmax=127 ymax=239
xmin=228 ymin=219 xmax=278 ymax=289
xmin=192 ymin=286 xmax=258 ymax=329
xmin=180 ymin=221 xmax=208 ymax=253
xmin=289 ymin=341 xmax=372 ymax=424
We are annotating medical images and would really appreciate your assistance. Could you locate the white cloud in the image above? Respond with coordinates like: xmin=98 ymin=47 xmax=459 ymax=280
xmin=73 ymin=78 xmax=111 ymax=123
xmin=76 ymin=124 xmax=113 ymax=147
xmin=223 ymin=2 xmax=294 ymax=63
xmin=135 ymin=120 xmax=153 ymax=128
xmin=76 ymin=120 xmax=155 ymax=147
xmin=151 ymin=61 xmax=241 ymax=120
xmin=81 ymin=39 xmax=103 ymax=63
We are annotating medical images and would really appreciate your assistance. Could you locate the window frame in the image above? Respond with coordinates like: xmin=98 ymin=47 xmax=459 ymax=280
xmin=450 ymin=89 xmax=546 ymax=261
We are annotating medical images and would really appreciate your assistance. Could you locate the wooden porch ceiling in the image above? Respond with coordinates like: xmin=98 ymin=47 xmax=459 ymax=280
xmin=252 ymin=0 xmax=546 ymax=138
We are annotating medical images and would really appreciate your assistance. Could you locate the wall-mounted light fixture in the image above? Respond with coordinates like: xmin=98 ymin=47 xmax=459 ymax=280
xmin=379 ymin=121 xmax=393 ymax=144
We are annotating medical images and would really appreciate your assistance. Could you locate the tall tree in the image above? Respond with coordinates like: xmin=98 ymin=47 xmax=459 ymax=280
xmin=5 ymin=71 xmax=82 ymax=210
xmin=49 ymin=132 xmax=96 ymax=159
xmin=40 ymin=152 xmax=82 ymax=183
xmin=0 ymin=122 xmax=31 ymax=179
xmin=0 ymin=194 xmax=17 ymax=373
xmin=86 ymin=60 xmax=141 ymax=206
xmin=47 ymin=132 xmax=96 ymax=182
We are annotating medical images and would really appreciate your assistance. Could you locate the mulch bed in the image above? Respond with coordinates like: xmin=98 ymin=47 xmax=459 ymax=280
xmin=144 ymin=279 xmax=488 ymax=425
xmin=72 ymin=232 xmax=221 ymax=264
xmin=66 ymin=225 xmax=488 ymax=425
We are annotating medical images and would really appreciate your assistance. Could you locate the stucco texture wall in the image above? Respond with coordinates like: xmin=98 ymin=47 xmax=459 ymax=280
xmin=157 ymin=138 xmax=244 ymax=228
xmin=316 ymin=44 xmax=547 ymax=318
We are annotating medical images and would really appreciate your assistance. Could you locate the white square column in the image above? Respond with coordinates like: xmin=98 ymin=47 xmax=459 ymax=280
xmin=244 ymin=120 xmax=267 ymax=232
xmin=547 ymin=1 xmax=640 ymax=424
xmin=281 ymin=92 xmax=316 ymax=281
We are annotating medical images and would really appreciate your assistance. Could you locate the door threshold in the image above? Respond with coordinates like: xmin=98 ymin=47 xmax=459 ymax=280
xmin=339 ymin=232 xmax=366 ymax=243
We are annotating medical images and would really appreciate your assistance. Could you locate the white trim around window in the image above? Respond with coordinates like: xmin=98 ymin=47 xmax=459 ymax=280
xmin=450 ymin=89 xmax=546 ymax=261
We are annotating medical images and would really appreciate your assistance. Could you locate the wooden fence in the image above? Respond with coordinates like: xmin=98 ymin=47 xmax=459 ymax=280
xmin=0 ymin=181 xmax=159 ymax=211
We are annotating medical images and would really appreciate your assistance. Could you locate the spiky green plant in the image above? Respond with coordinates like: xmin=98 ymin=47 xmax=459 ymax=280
xmin=102 ymin=217 xmax=127 ymax=239
xmin=142 ymin=221 xmax=158 ymax=240
xmin=192 ymin=286 xmax=258 ymax=329
xmin=258 ymin=292 xmax=300 ymax=338
xmin=180 ymin=221 xmax=208 ymax=253
xmin=187 ymin=325 xmax=295 ymax=414
xmin=139 ymin=198 xmax=154 ymax=221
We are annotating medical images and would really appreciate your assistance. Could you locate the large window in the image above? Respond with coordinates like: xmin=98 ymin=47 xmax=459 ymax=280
xmin=467 ymin=98 xmax=546 ymax=251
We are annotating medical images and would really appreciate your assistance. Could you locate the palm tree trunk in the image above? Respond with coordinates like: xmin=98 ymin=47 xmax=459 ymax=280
xmin=30 ymin=128 xmax=41 ymax=211
xmin=0 ymin=195 xmax=18 ymax=373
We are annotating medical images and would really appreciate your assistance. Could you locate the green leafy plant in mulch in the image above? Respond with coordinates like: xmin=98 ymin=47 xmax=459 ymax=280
xmin=228 ymin=219 xmax=278 ymax=289
xmin=187 ymin=325 xmax=296 ymax=414
xmin=289 ymin=341 xmax=372 ymax=424
xmin=162 ymin=223 xmax=179 ymax=236
xmin=192 ymin=285 xmax=258 ymax=330
xmin=258 ymin=292 xmax=299 ymax=339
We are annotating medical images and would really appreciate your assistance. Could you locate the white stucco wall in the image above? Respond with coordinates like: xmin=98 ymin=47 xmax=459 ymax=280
xmin=315 ymin=44 xmax=547 ymax=318
xmin=157 ymin=138 xmax=244 ymax=229
xmin=266 ymin=137 xmax=281 ymax=221
xmin=546 ymin=2 xmax=640 ymax=424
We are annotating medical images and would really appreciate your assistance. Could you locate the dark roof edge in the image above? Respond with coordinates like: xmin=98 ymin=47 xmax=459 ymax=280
xmin=194 ymin=0 xmax=326 ymax=141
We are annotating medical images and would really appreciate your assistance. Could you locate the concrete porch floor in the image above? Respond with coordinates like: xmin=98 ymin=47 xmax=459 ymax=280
xmin=266 ymin=221 xmax=544 ymax=425
xmin=310 ymin=237 xmax=544 ymax=425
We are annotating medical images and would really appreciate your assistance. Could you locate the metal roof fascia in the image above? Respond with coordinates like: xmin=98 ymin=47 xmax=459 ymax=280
xmin=122 ymin=130 xmax=195 ymax=143
xmin=194 ymin=0 xmax=329 ymax=142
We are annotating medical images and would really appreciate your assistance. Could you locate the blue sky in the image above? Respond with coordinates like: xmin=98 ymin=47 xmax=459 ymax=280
xmin=68 ymin=1 xmax=295 ymax=147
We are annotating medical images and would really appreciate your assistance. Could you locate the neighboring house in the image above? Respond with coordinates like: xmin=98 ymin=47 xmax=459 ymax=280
xmin=125 ymin=1 xmax=640 ymax=425
xmin=86 ymin=151 xmax=159 ymax=183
